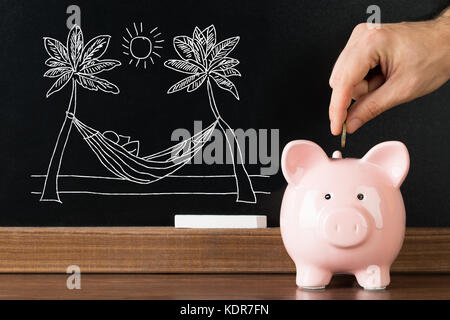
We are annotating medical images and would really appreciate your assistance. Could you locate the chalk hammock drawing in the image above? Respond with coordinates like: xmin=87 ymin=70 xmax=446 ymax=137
xmin=122 ymin=22 xmax=163 ymax=69
xmin=164 ymin=25 xmax=256 ymax=203
xmin=35 ymin=24 xmax=268 ymax=203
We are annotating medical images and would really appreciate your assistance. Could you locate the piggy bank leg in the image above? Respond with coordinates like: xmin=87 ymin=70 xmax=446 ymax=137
xmin=296 ymin=264 xmax=332 ymax=289
xmin=354 ymin=265 xmax=390 ymax=290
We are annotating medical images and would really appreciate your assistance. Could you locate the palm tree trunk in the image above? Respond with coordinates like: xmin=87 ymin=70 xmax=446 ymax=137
xmin=206 ymin=79 xmax=256 ymax=203
xmin=40 ymin=79 xmax=77 ymax=202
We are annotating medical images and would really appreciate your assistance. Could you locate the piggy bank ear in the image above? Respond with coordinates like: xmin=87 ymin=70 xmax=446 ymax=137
xmin=361 ymin=141 xmax=410 ymax=188
xmin=281 ymin=140 xmax=329 ymax=185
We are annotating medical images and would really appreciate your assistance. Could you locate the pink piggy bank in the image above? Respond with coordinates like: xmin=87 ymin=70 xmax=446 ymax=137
xmin=280 ymin=140 xmax=409 ymax=290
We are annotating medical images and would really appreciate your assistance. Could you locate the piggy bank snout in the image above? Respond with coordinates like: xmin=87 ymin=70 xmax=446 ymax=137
xmin=321 ymin=208 xmax=369 ymax=248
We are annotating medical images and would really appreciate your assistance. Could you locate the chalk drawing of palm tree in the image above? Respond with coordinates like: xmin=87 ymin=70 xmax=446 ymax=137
xmin=41 ymin=25 xmax=121 ymax=202
xmin=164 ymin=25 xmax=256 ymax=203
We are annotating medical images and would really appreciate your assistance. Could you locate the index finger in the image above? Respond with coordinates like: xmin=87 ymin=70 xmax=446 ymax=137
xmin=329 ymin=33 xmax=379 ymax=135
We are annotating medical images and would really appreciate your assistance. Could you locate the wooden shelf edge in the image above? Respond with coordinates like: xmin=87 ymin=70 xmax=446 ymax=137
xmin=0 ymin=227 xmax=448 ymax=273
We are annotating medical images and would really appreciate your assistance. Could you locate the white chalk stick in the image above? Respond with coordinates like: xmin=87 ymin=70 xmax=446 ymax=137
xmin=174 ymin=215 xmax=267 ymax=228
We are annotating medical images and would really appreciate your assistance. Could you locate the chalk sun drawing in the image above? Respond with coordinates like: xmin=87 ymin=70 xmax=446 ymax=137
xmin=122 ymin=22 xmax=163 ymax=69
xmin=34 ymin=24 xmax=268 ymax=203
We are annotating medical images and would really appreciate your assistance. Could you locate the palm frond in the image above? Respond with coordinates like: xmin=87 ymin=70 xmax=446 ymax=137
xmin=202 ymin=25 xmax=216 ymax=53
xmin=76 ymin=73 xmax=120 ymax=94
xmin=44 ymin=67 xmax=72 ymax=78
xmin=193 ymin=27 xmax=206 ymax=47
xmin=45 ymin=58 xmax=70 ymax=68
xmin=210 ymin=72 xmax=240 ymax=100
xmin=192 ymin=27 xmax=207 ymax=64
xmin=173 ymin=36 xmax=200 ymax=62
xmin=80 ymin=59 xmax=121 ymax=75
xmin=207 ymin=36 xmax=240 ymax=63
xmin=44 ymin=25 xmax=120 ymax=98
xmin=164 ymin=59 xmax=204 ymax=74
xmin=187 ymin=74 xmax=207 ymax=92
xmin=167 ymin=73 xmax=206 ymax=94
xmin=211 ymin=57 xmax=240 ymax=71
xmin=43 ymin=37 xmax=69 ymax=63
xmin=46 ymin=71 xmax=73 ymax=97
xmin=81 ymin=35 xmax=111 ymax=64
xmin=165 ymin=25 xmax=241 ymax=98
xmin=67 ymin=25 xmax=84 ymax=68
xmin=213 ymin=67 xmax=241 ymax=77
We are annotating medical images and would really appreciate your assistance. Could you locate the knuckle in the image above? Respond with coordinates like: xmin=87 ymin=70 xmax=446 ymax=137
xmin=364 ymin=28 xmax=388 ymax=48
xmin=352 ymin=23 xmax=367 ymax=36
xmin=329 ymin=72 xmax=342 ymax=88
xmin=364 ymin=100 xmax=382 ymax=120
xmin=329 ymin=75 xmax=336 ymax=88
xmin=330 ymin=66 xmax=346 ymax=85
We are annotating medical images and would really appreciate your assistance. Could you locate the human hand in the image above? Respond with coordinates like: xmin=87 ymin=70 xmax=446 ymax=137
xmin=329 ymin=8 xmax=450 ymax=135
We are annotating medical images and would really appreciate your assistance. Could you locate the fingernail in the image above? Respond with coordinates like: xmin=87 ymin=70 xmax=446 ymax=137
xmin=347 ymin=118 xmax=363 ymax=133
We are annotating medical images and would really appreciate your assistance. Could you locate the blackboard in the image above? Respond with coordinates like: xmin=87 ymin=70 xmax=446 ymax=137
xmin=0 ymin=0 xmax=448 ymax=226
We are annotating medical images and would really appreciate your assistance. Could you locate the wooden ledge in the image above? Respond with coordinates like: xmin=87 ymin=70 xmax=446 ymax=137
xmin=0 ymin=227 xmax=449 ymax=273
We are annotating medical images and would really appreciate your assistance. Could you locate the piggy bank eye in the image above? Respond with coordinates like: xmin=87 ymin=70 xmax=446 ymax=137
xmin=324 ymin=194 xmax=331 ymax=200
xmin=357 ymin=193 xmax=364 ymax=200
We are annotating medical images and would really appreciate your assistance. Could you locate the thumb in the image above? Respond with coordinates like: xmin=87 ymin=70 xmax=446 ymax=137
xmin=345 ymin=79 xmax=400 ymax=133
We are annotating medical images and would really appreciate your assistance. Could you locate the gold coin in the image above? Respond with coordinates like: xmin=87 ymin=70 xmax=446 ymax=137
xmin=341 ymin=122 xmax=347 ymax=148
